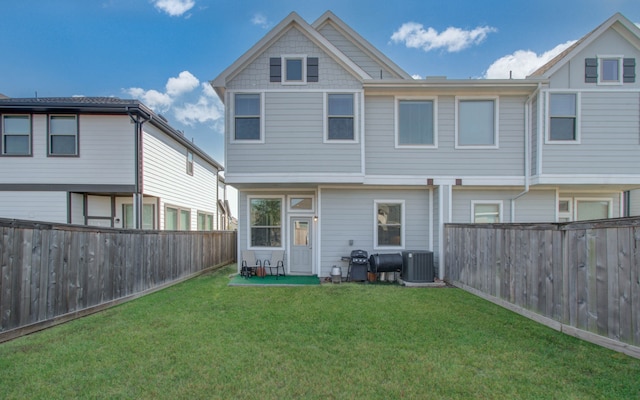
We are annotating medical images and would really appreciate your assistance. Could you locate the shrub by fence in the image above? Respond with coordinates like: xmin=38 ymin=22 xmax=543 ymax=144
xmin=0 ymin=218 xmax=236 ymax=342
xmin=445 ymin=218 xmax=640 ymax=358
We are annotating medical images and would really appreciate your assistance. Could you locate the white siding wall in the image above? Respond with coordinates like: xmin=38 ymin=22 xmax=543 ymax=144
xmin=0 ymin=191 xmax=67 ymax=222
xmin=319 ymin=187 xmax=430 ymax=277
xmin=452 ymin=188 xmax=556 ymax=223
xmin=0 ymin=115 xmax=135 ymax=185
xmin=143 ymin=124 xmax=219 ymax=230
xmin=365 ymin=95 xmax=527 ymax=177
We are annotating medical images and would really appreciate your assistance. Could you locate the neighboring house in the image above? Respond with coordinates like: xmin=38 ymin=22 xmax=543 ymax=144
xmin=211 ymin=11 xmax=640 ymax=278
xmin=0 ymin=97 xmax=225 ymax=231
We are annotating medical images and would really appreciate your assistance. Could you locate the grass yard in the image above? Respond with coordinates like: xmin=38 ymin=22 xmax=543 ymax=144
xmin=1 ymin=265 xmax=639 ymax=399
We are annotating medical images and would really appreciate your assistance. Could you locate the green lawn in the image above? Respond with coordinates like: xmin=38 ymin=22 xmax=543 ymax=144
xmin=1 ymin=265 xmax=639 ymax=399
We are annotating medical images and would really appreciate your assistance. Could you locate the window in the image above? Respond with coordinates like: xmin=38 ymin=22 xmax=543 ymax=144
xmin=549 ymin=93 xmax=578 ymax=142
xmin=186 ymin=151 xmax=194 ymax=175
xmin=2 ymin=115 xmax=31 ymax=155
xmin=165 ymin=205 xmax=190 ymax=230
xmin=558 ymin=198 xmax=572 ymax=222
xmin=472 ymin=201 xmax=502 ymax=223
xmin=600 ymin=57 xmax=621 ymax=83
xmin=123 ymin=204 xmax=155 ymax=229
xmin=234 ymin=93 xmax=261 ymax=141
xmin=289 ymin=197 xmax=313 ymax=212
xmin=250 ymin=197 xmax=282 ymax=247
xmin=576 ymin=200 xmax=611 ymax=221
xmin=285 ymin=57 xmax=303 ymax=82
xmin=197 ymin=211 xmax=214 ymax=231
xmin=375 ymin=201 xmax=403 ymax=248
xmin=49 ymin=115 xmax=78 ymax=155
xmin=397 ymin=99 xmax=436 ymax=147
xmin=456 ymin=98 xmax=497 ymax=147
xmin=327 ymin=93 xmax=354 ymax=141
xmin=586 ymin=57 xmax=636 ymax=83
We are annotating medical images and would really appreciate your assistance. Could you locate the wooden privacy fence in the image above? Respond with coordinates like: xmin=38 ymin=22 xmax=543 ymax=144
xmin=0 ymin=218 xmax=237 ymax=341
xmin=445 ymin=218 xmax=640 ymax=358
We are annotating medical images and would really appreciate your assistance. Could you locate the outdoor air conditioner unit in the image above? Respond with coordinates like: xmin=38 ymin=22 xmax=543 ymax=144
xmin=402 ymin=250 xmax=434 ymax=283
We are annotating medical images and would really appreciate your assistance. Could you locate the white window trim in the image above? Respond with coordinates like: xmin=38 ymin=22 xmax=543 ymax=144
xmin=557 ymin=197 xmax=573 ymax=222
xmin=471 ymin=200 xmax=503 ymax=223
xmin=394 ymin=96 xmax=438 ymax=149
xmin=287 ymin=195 xmax=314 ymax=213
xmin=230 ymin=91 xmax=265 ymax=144
xmin=374 ymin=199 xmax=405 ymax=250
xmin=597 ymin=55 xmax=624 ymax=85
xmin=1 ymin=114 xmax=32 ymax=156
xmin=247 ymin=195 xmax=285 ymax=250
xmin=454 ymin=96 xmax=499 ymax=149
xmin=48 ymin=114 xmax=79 ymax=156
xmin=323 ymin=91 xmax=359 ymax=143
xmin=545 ymin=91 xmax=581 ymax=144
xmin=574 ymin=197 xmax=613 ymax=221
xmin=281 ymin=54 xmax=307 ymax=85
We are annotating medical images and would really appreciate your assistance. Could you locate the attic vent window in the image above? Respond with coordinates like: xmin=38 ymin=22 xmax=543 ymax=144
xmin=585 ymin=57 xmax=635 ymax=84
xmin=270 ymin=56 xmax=319 ymax=84
xmin=286 ymin=58 xmax=303 ymax=81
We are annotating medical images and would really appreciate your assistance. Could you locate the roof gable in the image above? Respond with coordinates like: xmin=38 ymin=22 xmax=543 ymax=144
xmin=312 ymin=11 xmax=412 ymax=80
xmin=210 ymin=12 xmax=371 ymax=100
xmin=529 ymin=13 xmax=640 ymax=78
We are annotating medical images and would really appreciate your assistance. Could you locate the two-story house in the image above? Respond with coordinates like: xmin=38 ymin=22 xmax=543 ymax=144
xmin=212 ymin=11 xmax=640 ymax=279
xmin=0 ymin=97 xmax=227 ymax=230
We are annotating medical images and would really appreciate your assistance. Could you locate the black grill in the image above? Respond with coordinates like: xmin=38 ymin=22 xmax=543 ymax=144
xmin=348 ymin=250 xmax=368 ymax=281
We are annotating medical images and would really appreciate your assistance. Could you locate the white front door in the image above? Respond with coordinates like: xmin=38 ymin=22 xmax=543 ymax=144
xmin=289 ymin=217 xmax=313 ymax=275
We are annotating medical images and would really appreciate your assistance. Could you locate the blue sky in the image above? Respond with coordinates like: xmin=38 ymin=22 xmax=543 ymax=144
xmin=2 ymin=0 xmax=640 ymax=166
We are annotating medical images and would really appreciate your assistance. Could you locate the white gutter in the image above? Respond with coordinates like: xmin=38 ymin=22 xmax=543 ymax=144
xmin=510 ymin=82 xmax=541 ymax=221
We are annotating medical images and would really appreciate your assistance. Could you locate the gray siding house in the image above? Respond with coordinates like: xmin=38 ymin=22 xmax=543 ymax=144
xmin=211 ymin=11 xmax=640 ymax=278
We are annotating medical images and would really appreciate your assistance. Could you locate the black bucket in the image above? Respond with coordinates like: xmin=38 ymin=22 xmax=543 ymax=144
xmin=369 ymin=253 xmax=403 ymax=273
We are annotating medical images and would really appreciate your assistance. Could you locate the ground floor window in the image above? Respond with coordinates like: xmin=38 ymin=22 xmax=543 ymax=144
xmin=197 ymin=211 xmax=214 ymax=231
xmin=472 ymin=201 xmax=502 ymax=223
xmin=375 ymin=200 xmax=403 ymax=248
xmin=576 ymin=199 xmax=611 ymax=221
xmin=250 ymin=197 xmax=282 ymax=247
xmin=165 ymin=205 xmax=191 ymax=230
xmin=123 ymin=204 xmax=155 ymax=229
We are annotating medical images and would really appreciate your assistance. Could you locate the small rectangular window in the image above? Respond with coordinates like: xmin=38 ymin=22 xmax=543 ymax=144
xmin=598 ymin=56 xmax=623 ymax=84
xmin=2 ymin=115 xmax=31 ymax=155
xmin=186 ymin=151 xmax=194 ymax=175
xmin=197 ymin=211 xmax=214 ymax=231
xmin=289 ymin=197 xmax=313 ymax=211
xmin=123 ymin=204 xmax=155 ymax=229
xmin=472 ymin=202 xmax=502 ymax=223
xmin=456 ymin=99 xmax=496 ymax=147
xmin=327 ymin=93 xmax=354 ymax=140
xmin=549 ymin=93 xmax=577 ymax=141
xmin=576 ymin=200 xmax=611 ymax=221
xmin=397 ymin=99 xmax=435 ymax=146
xmin=234 ymin=93 xmax=261 ymax=140
xmin=49 ymin=115 xmax=78 ymax=155
xmin=286 ymin=58 xmax=303 ymax=81
xmin=165 ymin=205 xmax=190 ymax=230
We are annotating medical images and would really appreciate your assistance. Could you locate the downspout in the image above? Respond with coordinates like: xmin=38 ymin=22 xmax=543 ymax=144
xmin=128 ymin=107 xmax=151 ymax=229
xmin=510 ymin=83 xmax=541 ymax=221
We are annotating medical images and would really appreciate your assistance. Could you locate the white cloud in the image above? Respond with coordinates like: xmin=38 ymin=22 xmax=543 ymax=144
xmin=125 ymin=87 xmax=173 ymax=111
xmin=173 ymin=83 xmax=224 ymax=127
xmin=152 ymin=0 xmax=195 ymax=17
xmin=251 ymin=13 xmax=271 ymax=29
xmin=484 ymin=40 xmax=576 ymax=79
xmin=391 ymin=22 xmax=497 ymax=52
xmin=166 ymin=71 xmax=199 ymax=96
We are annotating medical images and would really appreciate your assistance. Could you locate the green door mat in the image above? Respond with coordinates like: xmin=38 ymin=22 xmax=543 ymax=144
xmin=229 ymin=274 xmax=320 ymax=286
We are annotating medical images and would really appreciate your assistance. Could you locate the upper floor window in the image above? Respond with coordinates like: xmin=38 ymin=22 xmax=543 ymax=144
xmin=548 ymin=93 xmax=578 ymax=142
xmin=326 ymin=93 xmax=354 ymax=141
xmin=270 ymin=56 xmax=318 ymax=83
xmin=472 ymin=201 xmax=502 ymax=223
xmin=375 ymin=201 xmax=404 ymax=249
xmin=234 ymin=93 xmax=262 ymax=141
xmin=396 ymin=98 xmax=436 ymax=147
xmin=186 ymin=150 xmax=194 ymax=175
xmin=456 ymin=98 xmax=498 ymax=148
xmin=585 ymin=57 xmax=635 ymax=84
xmin=49 ymin=115 xmax=78 ymax=156
xmin=2 ymin=115 xmax=31 ymax=155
